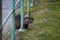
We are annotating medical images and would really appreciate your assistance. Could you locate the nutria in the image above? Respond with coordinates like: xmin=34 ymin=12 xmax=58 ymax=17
xmin=15 ymin=15 xmax=34 ymax=29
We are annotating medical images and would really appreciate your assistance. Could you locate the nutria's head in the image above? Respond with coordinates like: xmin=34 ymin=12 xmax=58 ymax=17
xmin=15 ymin=15 xmax=34 ymax=29
xmin=24 ymin=16 xmax=34 ymax=24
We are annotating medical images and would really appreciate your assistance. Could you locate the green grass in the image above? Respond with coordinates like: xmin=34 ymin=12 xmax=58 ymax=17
xmin=15 ymin=1 xmax=60 ymax=40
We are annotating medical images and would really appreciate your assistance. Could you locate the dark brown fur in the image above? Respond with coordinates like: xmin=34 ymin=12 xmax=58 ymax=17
xmin=15 ymin=15 xmax=34 ymax=29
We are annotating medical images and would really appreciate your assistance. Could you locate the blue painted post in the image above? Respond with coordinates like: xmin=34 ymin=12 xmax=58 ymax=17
xmin=11 ymin=0 xmax=15 ymax=40
xmin=30 ymin=0 xmax=34 ymax=6
xmin=20 ymin=0 xmax=24 ymax=29
xmin=18 ymin=0 xmax=25 ymax=32
xmin=2 ymin=0 xmax=20 ymax=25
xmin=32 ymin=0 xmax=35 ymax=5
xmin=28 ymin=0 xmax=30 ymax=15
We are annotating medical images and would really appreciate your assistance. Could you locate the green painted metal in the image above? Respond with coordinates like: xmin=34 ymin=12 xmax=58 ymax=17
xmin=11 ymin=0 xmax=15 ymax=40
xmin=3 ymin=0 xmax=31 ymax=40
xmin=18 ymin=0 xmax=31 ymax=32
xmin=20 ymin=0 xmax=24 ymax=29
xmin=2 ymin=0 xmax=20 ymax=25
xmin=30 ymin=0 xmax=34 ymax=6
xmin=18 ymin=0 xmax=25 ymax=32
xmin=32 ymin=0 xmax=35 ymax=5
xmin=28 ymin=0 xmax=30 ymax=15
xmin=0 ymin=0 xmax=2 ymax=31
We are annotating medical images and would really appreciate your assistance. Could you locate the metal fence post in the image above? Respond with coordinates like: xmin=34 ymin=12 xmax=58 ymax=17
xmin=28 ymin=0 xmax=30 ymax=15
xmin=11 ymin=0 xmax=15 ymax=40
xmin=30 ymin=0 xmax=35 ymax=6
xmin=18 ymin=0 xmax=25 ymax=32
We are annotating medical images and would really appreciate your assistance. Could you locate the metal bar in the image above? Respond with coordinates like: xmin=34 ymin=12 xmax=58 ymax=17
xmin=18 ymin=0 xmax=25 ymax=32
xmin=30 ymin=0 xmax=34 ymax=6
xmin=28 ymin=0 xmax=30 ymax=15
xmin=20 ymin=0 xmax=24 ymax=29
xmin=2 ymin=0 xmax=20 ymax=25
xmin=11 ymin=0 xmax=15 ymax=40
xmin=2 ymin=9 xmax=14 ymax=25
xmin=2 ymin=0 xmax=21 ymax=40
xmin=32 ymin=0 xmax=35 ymax=5
xmin=15 ymin=0 xmax=20 ymax=6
